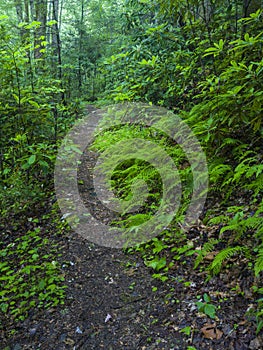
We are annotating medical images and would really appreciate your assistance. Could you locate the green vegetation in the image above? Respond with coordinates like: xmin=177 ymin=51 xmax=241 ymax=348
xmin=0 ymin=0 xmax=262 ymax=337
xmin=92 ymin=0 xmax=263 ymax=333
xmin=0 ymin=227 xmax=66 ymax=321
xmin=196 ymin=293 xmax=217 ymax=319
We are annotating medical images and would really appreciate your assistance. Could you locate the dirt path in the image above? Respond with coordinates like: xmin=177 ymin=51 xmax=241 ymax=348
xmin=3 ymin=228 xmax=261 ymax=350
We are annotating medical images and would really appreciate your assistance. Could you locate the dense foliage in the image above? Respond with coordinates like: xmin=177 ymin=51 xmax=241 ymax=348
xmin=0 ymin=0 xmax=262 ymax=336
xmin=94 ymin=0 xmax=263 ymax=333
xmin=0 ymin=7 xmax=73 ymax=323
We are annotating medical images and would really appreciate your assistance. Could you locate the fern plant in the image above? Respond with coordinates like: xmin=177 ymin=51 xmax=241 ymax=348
xmin=255 ymin=247 xmax=263 ymax=277
xmin=194 ymin=238 xmax=219 ymax=269
xmin=208 ymin=246 xmax=250 ymax=275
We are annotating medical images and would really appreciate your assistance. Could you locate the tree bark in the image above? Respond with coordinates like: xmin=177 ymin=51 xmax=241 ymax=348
xmin=34 ymin=0 xmax=48 ymax=58
xmin=78 ymin=0 xmax=85 ymax=93
xmin=51 ymin=0 xmax=65 ymax=103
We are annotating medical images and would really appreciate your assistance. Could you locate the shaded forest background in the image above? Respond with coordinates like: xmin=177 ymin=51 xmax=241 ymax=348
xmin=0 ymin=0 xmax=263 ymax=338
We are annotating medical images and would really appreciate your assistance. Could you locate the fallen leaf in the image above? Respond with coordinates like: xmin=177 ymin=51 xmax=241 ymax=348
xmin=238 ymin=320 xmax=247 ymax=326
xmin=201 ymin=323 xmax=223 ymax=340
xmin=125 ymin=268 xmax=136 ymax=276
xmin=204 ymin=251 xmax=219 ymax=261
xmin=64 ymin=338 xmax=75 ymax=345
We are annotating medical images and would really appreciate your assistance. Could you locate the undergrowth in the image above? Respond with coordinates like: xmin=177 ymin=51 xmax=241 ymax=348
xmin=0 ymin=201 xmax=70 ymax=326
xmin=93 ymin=10 xmax=263 ymax=333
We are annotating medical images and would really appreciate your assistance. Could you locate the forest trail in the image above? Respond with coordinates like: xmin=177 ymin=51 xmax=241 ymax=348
xmin=1 ymin=0 xmax=262 ymax=348
xmin=2 ymin=218 xmax=260 ymax=349
xmin=1 ymin=106 xmax=261 ymax=349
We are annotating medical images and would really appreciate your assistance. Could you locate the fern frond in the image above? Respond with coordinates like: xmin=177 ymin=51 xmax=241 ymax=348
xmin=255 ymin=248 xmax=263 ymax=277
xmin=232 ymin=157 xmax=262 ymax=184
xmin=194 ymin=238 xmax=219 ymax=269
xmin=246 ymin=164 xmax=263 ymax=178
xmin=208 ymin=215 xmax=229 ymax=225
xmin=239 ymin=150 xmax=258 ymax=161
xmin=209 ymin=164 xmax=232 ymax=184
xmin=209 ymin=246 xmax=248 ymax=275
xmin=232 ymin=162 xmax=250 ymax=183
xmin=220 ymin=138 xmax=241 ymax=147
xmin=219 ymin=224 xmax=241 ymax=236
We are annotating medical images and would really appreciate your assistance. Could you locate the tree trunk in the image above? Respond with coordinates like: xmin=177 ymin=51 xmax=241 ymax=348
xmin=34 ymin=0 xmax=48 ymax=59
xmin=14 ymin=0 xmax=27 ymax=40
xmin=51 ymin=0 xmax=65 ymax=103
xmin=78 ymin=0 xmax=85 ymax=93
xmin=243 ymin=0 xmax=262 ymax=17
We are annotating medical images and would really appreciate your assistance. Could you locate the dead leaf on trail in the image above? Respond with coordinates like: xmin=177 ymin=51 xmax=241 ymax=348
xmin=201 ymin=323 xmax=223 ymax=340
xmin=64 ymin=338 xmax=75 ymax=345
xmin=204 ymin=251 xmax=219 ymax=261
xmin=125 ymin=268 xmax=136 ymax=276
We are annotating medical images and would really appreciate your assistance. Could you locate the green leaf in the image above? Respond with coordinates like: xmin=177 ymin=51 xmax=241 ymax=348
xmin=47 ymin=20 xmax=58 ymax=26
xmin=218 ymin=39 xmax=224 ymax=49
xmin=38 ymin=160 xmax=49 ymax=169
xmin=1 ymin=303 xmax=9 ymax=313
xmin=3 ymin=168 xmax=11 ymax=175
xmin=180 ymin=326 xmax=191 ymax=336
xmin=21 ymin=162 xmax=31 ymax=170
xmin=203 ymin=293 xmax=211 ymax=303
xmin=204 ymin=303 xmax=216 ymax=319
xmin=38 ymin=279 xmax=46 ymax=290
xmin=146 ymin=257 xmax=166 ymax=271
xmin=24 ymin=21 xmax=41 ymax=29
xmin=28 ymin=100 xmax=40 ymax=108
xmin=196 ymin=301 xmax=205 ymax=313
xmin=28 ymin=154 xmax=36 ymax=165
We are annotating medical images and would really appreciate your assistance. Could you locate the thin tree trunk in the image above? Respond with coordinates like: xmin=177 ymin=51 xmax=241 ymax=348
xmin=78 ymin=0 xmax=85 ymax=93
xmin=51 ymin=0 xmax=65 ymax=103
xmin=14 ymin=0 xmax=27 ymax=40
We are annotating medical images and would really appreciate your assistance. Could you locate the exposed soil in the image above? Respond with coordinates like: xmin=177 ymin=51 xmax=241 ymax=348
xmin=1 ymin=106 xmax=262 ymax=350
xmin=1 ymin=224 xmax=262 ymax=350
